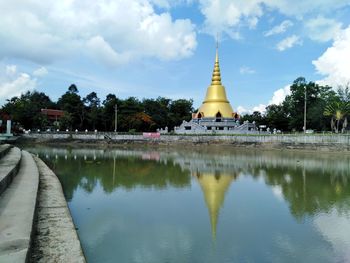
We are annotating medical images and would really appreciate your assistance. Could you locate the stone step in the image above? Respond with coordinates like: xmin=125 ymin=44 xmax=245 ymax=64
xmin=0 ymin=147 xmax=22 ymax=196
xmin=0 ymin=144 xmax=12 ymax=160
xmin=0 ymin=151 xmax=39 ymax=263
xmin=30 ymin=157 xmax=86 ymax=262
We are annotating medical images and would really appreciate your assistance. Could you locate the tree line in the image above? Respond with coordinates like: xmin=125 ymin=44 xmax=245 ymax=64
xmin=1 ymin=84 xmax=193 ymax=132
xmin=1 ymin=77 xmax=349 ymax=133
xmin=241 ymin=77 xmax=350 ymax=132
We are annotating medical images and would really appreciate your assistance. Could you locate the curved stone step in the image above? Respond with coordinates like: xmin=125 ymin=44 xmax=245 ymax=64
xmin=0 ymin=144 xmax=12 ymax=160
xmin=0 ymin=147 xmax=22 ymax=196
xmin=0 ymin=151 xmax=39 ymax=262
xmin=30 ymin=157 xmax=86 ymax=262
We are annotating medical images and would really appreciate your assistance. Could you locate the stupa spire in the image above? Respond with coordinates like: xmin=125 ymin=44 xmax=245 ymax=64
xmin=195 ymin=38 xmax=235 ymax=118
xmin=211 ymin=38 xmax=222 ymax=86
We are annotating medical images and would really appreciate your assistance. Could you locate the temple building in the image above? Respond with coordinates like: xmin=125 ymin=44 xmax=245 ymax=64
xmin=174 ymin=46 xmax=257 ymax=134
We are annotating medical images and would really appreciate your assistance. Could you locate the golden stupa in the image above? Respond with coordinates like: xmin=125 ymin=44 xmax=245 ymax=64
xmin=195 ymin=45 xmax=235 ymax=118
xmin=196 ymin=172 xmax=235 ymax=239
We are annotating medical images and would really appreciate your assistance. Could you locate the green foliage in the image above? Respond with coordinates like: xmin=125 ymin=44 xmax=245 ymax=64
xmin=1 ymin=84 xmax=193 ymax=132
xmin=4 ymin=78 xmax=347 ymax=133
xmin=323 ymin=88 xmax=350 ymax=133
xmin=240 ymin=111 xmax=264 ymax=126
xmin=59 ymin=112 xmax=73 ymax=130
xmin=84 ymin=92 xmax=101 ymax=130
xmin=265 ymin=104 xmax=289 ymax=130
xmin=283 ymin=77 xmax=335 ymax=131
xmin=57 ymin=85 xmax=85 ymax=129
xmin=240 ymin=77 xmax=340 ymax=132
xmin=1 ymin=91 xmax=55 ymax=129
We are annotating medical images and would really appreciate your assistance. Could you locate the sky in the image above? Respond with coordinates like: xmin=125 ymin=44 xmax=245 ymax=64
xmin=1 ymin=0 xmax=350 ymax=113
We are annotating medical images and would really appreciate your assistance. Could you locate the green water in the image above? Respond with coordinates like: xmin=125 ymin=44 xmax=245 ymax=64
xmin=26 ymin=146 xmax=350 ymax=263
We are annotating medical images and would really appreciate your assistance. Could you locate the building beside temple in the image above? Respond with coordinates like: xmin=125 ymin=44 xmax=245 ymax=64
xmin=41 ymin=109 xmax=65 ymax=128
xmin=174 ymin=46 xmax=257 ymax=134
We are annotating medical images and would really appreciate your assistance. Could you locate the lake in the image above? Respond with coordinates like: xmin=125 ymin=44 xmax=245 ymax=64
xmin=26 ymin=146 xmax=350 ymax=263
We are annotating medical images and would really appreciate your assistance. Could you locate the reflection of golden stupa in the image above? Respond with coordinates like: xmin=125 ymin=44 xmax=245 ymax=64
xmin=195 ymin=46 xmax=236 ymax=118
xmin=196 ymin=172 xmax=235 ymax=238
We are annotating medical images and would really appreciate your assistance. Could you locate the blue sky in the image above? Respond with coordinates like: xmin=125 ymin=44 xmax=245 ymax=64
xmin=1 ymin=0 xmax=350 ymax=113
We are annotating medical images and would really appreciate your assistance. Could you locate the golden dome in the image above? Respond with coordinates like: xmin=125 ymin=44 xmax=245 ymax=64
xmin=196 ymin=47 xmax=235 ymax=118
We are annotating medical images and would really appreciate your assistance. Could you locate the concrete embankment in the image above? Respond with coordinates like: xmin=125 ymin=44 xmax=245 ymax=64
xmin=21 ymin=133 xmax=350 ymax=152
xmin=30 ymin=157 xmax=85 ymax=263
xmin=0 ymin=144 xmax=85 ymax=263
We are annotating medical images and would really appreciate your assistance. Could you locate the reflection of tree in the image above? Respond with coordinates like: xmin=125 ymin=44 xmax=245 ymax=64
xmin=33 ymin=146 xmax=350 ymax=220
xmin=262 ymin=167 xmax=350 ymax=219
xmin=43 ymin=155 xmax=190 ymax=201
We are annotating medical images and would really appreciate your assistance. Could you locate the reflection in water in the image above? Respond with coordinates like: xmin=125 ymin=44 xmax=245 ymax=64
xmin=28 ymin=146 xmax=350 ymax=219
xmin=195 ymin=172 xmax=236 ymax=239
xmin=25 ymin=146 xmax=350 ymax=263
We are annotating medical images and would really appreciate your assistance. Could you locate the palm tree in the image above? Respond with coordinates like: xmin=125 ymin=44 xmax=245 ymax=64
xmin=324 ymin=100 xmax=350 ymax=133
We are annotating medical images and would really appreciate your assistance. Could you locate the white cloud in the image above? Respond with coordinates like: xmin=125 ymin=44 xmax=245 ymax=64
xmin=33 ymin=66 xmax=48 ymax=77
xmin=265 ymin=0 xmax=350 ymax=17
xmin=252 ymin=104 xmax=267 ymax=113
xmin=6 ymin=65 xmax=17 ymax=76
xmin=239 ymin=66 xmax=255 ymax=74
xmin=236 ymin=106 xmax=248 ymax=114
xmin=305 ymin=16 xmax=342 ymax=42
xmin=269 ymin=85 xmax=291 ymax=105
xmin=198 ymin=0 xmax=349 ymax=39
xmin=276 ymin=35 xmax=302 ymax=51
xmin=237 ymin=104 xmax=266 ymax=114
xmin=264 ymin=20 xmax=293 ymax=37
xmin=248 ymin=17 xmax=259 ymax=29
xmin=86 ymin=36 xmax=132 ymax=67
xmin=313 ymin=25 xmax=350 ymax=87
xmin=0 ymin=65 xmax=37 ymax=105
xmin=198 ymin=0 xmax=263 ymax=38
xmin=149 ymin=0 xmax=194 ymax=9
xmin=237 ymin=84 xmax=290 ymax=114
xmin=0 ymin=0 xmax=197 ymax=66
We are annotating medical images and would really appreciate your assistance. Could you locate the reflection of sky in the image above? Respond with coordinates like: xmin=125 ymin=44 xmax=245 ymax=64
xmin=314 ymin=209 xmax=350 ymax=262
xmin=68 ymin=175 xmax=342 ymax=263
xmin=26 ymin=146 xmax=350 ymax=262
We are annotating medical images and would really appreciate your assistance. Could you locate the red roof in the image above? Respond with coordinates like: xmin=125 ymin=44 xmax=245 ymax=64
xmin=41 ymin=109 xmax=65 ymax=120
xmin=0 ymin=111 xmax=11 ymax=120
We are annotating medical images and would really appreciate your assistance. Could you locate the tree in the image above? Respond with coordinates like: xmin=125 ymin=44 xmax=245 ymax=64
xmin=118 ymin=97 xmax=143 ymax=131
xmin=84 ymin=92 xmax=101 ymax=130
xmin=57 ymin=85 xmax=85 ymax=129
xmin=68 ymin=84 xmax=78 ymax=94
xmin=265 ymin=104 xmax=289 ymax=131
xmin=126 ymin=112 xmax=155 ymax=132
xmin=2 ymin=91 xmax=55 ymax=129
xmin=283 ymin=77 xmax=334 ymax=131
xmin=59 ymin=112 xmax=73 ymax=130
xmin=143 ymin=97 xmax=170 ymax=129
xmin=168 ymin=99 xmax=193 ymax=129
xmin=336 ymin=85 xmax=350 ymax=103
xmin=102 ymin=94 xmax=119 ymax=131
xmin=323 ymin=88 xmax=350 ymax=133
xmin=240 ymin=111 xmax=265 ymax=127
